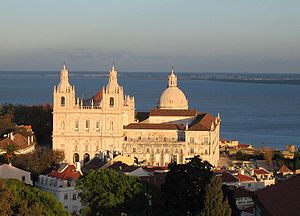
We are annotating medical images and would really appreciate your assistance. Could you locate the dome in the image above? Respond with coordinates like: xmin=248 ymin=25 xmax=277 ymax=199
xmin=158 ymin=69 xmax=188 ymax=110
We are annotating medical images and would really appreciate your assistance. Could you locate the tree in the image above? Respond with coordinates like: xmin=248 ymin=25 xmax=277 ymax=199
xmin=0 ymin=178 xmax=69 ymax=216
xmin=161 ymin=156 xmax=213 ymax=215
xmin=77 ymin=169 xmax=144 ymax=215
xmin=14 ymin=149 xmax=65 ymax=182
xmin=1 ymin=143 xmax=19 ymax=165
xmin=201 ymin=176 xmax=231 ymax=216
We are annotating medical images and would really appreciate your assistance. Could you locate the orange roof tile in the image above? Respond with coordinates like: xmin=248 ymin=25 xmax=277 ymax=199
xmin=188 ymin=113 xmax=216 ymax=131
xmin=254 ymin=169 xmax=270 ymax=175
xmin=278 ymin=165 xmax=292 ymax=173
xmin=48 ymin=164 xmax=81 ymax=180
xmin=0 ymin=133 xmax=33 ymax=150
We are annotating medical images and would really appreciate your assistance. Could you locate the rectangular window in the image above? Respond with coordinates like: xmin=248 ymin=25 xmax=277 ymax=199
xmin=204 ymin=137 xmax=209 ymax=144
xmin=146 ymin=148 xmax=150 ymax=153
xmin=22 ymin=176 xmax=26 ymax=182
xmin=85 ymin=120 xmax=90 ymax=131
xmin=133 ymin=147 xmax=137 ymax=153
xmin=205 ymin=149 xmax=208 ymax=155
xmin=64 ymin=194 xmax=68 ymax=200
xmin=72 ymin=193 xmax=77 ymax=200
xmin=190 ymin=148 xmax=194 ymax=154
xmin=190 ymin=137 xmax=194 ymax=143
xmin=96 ymin=121 xmax=100 ymax=132
xmin=75 ymin=120 xmax=79 ymax=131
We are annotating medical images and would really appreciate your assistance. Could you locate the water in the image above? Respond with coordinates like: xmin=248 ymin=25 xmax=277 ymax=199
xmin=0 ymin=71 xmax=299 ymax=149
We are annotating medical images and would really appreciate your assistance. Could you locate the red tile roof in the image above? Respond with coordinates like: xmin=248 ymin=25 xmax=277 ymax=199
xmin=278 ymin=165 xmax=292 ymax=173
xmin=0 ymin=133 xmax=33 ymax=150
xmin=254 ymin=175 xmax=300 ymax=216
xmin=124 ymin=123 xmax=186 ymax=130
xmin=91 ymin=89 xmax=103 ymax=103
xmin=221 ymin=172 xmax=255 ymax=183
xmin=254 ymin=169 xmax=270 ymax=175
xmin=236 ymin=173 xmax=255 ymax=182
xmin=188 ymin=113 xmax=217 ymax=131
xmin=237 ymin=144 xmax=252 ymax=148
xmin=149 ymin=109 xmax=197 ymax=116
xmin=48 ymin=164 xmax=81 ymax=180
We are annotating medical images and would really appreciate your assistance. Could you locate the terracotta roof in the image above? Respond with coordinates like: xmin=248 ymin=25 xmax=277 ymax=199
xmin=254 ymin=168 xmax=270 ymax=175
xmin=91 ymin=89 xmax=103 ymax=103
xmin=48 ymin=164 xmax=81 ymax=180
xmin=149 ymin=109 xmax=197 ymax=116
xmin=235 ymin=187 xmax=252 ymax=198
xmin=236 ymin=173 xmax=256 ymax=182
xmin=124 ymin=123 xmax=185 ymax=130
xmin=254 ymin=175 xmax=300 ymax=216
xmin=278 ymin=165 xmax=292 ymax=173
xmin=0 ymin=133 xmax=33 ymax=150
xmin=136 ymin=112 xmax=150 ymax=122
xmin=221 ymin=172 xmax=255 ymax=183
xmin=188 ymin=113 xmax=216 ymax=131
xmin=238 ymin=144 xmax=252 ymax=148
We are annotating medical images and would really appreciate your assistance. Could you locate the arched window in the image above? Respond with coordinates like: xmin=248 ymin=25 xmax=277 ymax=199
xmin=83 ymin=154 xmax=90 ymax=164
xmin=73 ymin=153 xmax=80 ymax=163
xmin=61 ymin=96 xmax=65 ymax=107
xmin=109 ymin=97 xmax=114 ymax=107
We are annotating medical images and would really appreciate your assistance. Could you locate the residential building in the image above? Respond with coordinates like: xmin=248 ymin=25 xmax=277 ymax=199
xmin=36 ymin=163 xmax=82 ymax=214
xmin=0 ymin=163 xmax=33 ymax=185
xmin=0 ymin=132 xmax=35 ymax=155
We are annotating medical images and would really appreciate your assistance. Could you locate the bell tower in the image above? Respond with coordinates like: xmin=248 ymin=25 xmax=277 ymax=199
xmin=53 ymin=64 xmax=76 ymax=109
xmin=102 ymin=64 xmax=124 ymax=111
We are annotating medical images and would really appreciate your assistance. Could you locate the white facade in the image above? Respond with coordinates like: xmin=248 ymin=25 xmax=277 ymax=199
xmin=36 ymin=164 xmax=82 ymax=214
xmin=0 ymin=163 xmax=32 ymax=185
xmin=53 ymin=65 xmax=220 ymax=166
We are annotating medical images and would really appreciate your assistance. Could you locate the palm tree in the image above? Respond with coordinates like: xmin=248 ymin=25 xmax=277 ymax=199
xmin=2 ymin=143 xmax=19 ymax=165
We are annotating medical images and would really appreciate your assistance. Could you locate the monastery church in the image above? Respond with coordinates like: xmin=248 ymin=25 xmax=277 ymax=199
xmin=52 ymin=65 xmax=220 ymax=166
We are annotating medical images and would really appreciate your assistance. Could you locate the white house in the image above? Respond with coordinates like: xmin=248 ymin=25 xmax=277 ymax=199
xmin=36 ymin=163 xmax=82 ymax=214
xmin=0 ymin=163 xmax=33 ymax=185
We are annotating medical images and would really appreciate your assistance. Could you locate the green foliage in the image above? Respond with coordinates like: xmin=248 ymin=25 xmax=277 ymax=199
xmin=161 ymin=156 xmax=213 ymax=215
xmin=201 ymin=176 xmax=231 ymax=216
xmin=14 ymin=149 xmax=65 ymax=182
xmin=0 ymin=178 xmax=69 ymax=216
xmin=1 ymin=143 xmax=20 ymax=165
xmin=77 ymin=169 xmax=144 ymax=215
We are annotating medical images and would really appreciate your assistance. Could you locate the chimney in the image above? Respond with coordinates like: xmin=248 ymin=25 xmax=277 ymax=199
xmin=10 ymin=133 xmax=14 ymax=141
xmin=27 ymin=136 xmax=30 ymax=145
xmin=31 ymin=136 xmax=34 ymax=143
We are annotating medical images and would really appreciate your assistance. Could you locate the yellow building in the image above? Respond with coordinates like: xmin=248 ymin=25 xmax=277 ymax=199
xmin=52 ymin=65 xmax=220 ymax=166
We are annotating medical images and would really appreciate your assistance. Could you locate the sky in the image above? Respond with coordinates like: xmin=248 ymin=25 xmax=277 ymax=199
xmin=0 ymin=0 xmax=300 ymax=72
